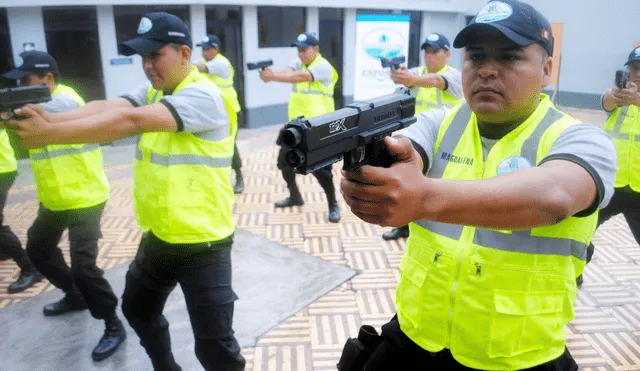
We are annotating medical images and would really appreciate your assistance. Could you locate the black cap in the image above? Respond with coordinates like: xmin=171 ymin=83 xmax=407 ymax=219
xmin=291 ymin=32 xmax=319 ymax=48
xmin=118 ymin=12 xmax=192 ymax=56
xmin=625 ymin=47 xmax=640 ymax=66
xmin=454 ymin=0 xmax=554 ymax=56
xmin=197 ymin=35 xmax=221 ymax=49
xmin=1 ymin=50 xmax=59 ymax=80
xmin=421 ymin=33 xmax=450 ymax=51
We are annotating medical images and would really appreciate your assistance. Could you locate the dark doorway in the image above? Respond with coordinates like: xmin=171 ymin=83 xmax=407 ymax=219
xmin=205 ymin=5 xmax=246 ymax=127
xmin=0 ymin=8 xmax=16 ymax=89
xmin=319 ymin=8 xmax=344 ymax=109
xmin=43 ymin=6 xmax=105 ymax=102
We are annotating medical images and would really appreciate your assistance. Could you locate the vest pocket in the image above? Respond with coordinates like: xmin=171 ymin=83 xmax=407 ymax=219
xmin=397 ymin=256 xmax=428 ymax=323
xmin=488 ymin=290 xmax=566 ymax=358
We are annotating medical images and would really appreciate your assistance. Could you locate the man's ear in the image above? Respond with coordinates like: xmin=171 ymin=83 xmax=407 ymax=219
xmin=180 ymin=45 xmax=192 ymax=64
xmin=45 ymin=72 xmax=55 ymax=84
xmin=541 ymin=55 xmax=553 ymax=89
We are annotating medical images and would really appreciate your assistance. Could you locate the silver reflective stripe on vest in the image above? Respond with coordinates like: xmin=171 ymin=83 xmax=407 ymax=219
xmin=428 ymin=104 xmax=473 ymax=179
xmin=135 ymin=147 xmax=232 ymax=168
xmin=605 ymin=130 xmax=631 ymax=140
xmin=218 ymin=84 xmax=234 ymax=89
xmin=151 ymin=91 xmax=160 ymax=103
xmin=474 ymin=228 xmax=587 ymax=260
xmin=605 ymin=106 xmax=631 ymax=141
xmin=413 ymin=220 xmax=464 ymax=240
xmin=614 ymin=106 xmax=630 ymax=132
xmin=520 ymin=108 xmax=565 ymax=164
xmin=31 ymin=144 xmax=101 ymax=161
xmin=192 ymin=126 xmax=230 ymax=142
xmin=291 ymin=85 xmax=334 ymax=98
xmin=436 ymin=89 xmax=442 ymax=106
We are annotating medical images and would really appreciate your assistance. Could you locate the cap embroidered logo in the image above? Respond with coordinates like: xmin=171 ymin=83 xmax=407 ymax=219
xmin=15 ymin=56 xmax=23 ymax=68
xmin=137 ymin=17 xmax=153 ymax=35
xmin=297 ymin=34 xmax=308 ymax=42
xmin=476 ymin=1 xmax=513 ymax=23
xmin=635 ymin=48 xmax=640 ymax=57
xmin=202 ymin=36 xmax=210 ymax=43
xmin=427 ymin=34 xmax=440 ymax=42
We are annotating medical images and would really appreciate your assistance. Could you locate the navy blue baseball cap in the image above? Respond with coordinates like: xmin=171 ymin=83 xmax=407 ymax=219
xmin=118 ymin=12 xmax=192 ymax=56
xmin=625 ymin=47 xmax=640 ymax=66
xmin=197 ymin=35 xmax=221 ymax=49
xmin=454 ymin=0 xmax=554 ymax=56
xmin=291 ymin=32 xmax=319 ymax=48
xmin=421 ymin=33 xmax=451 ymax=51
xmin=2 ymin=50 xmax=59 ymax=80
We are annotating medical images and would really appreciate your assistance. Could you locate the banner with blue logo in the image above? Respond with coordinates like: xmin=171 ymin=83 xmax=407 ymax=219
xmin=354 ymin=14 xmax=410 ymax=101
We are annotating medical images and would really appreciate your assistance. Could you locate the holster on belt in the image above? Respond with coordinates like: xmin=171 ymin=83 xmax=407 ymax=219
xmin=336 ymin=325 xmax=383 ymax=371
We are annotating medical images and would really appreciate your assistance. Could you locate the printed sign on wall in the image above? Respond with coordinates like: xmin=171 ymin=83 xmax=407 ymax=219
xmin=353 ymin=14 xmax=410 ymax=101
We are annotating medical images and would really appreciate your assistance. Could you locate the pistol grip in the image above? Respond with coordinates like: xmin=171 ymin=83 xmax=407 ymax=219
xmin=368 ymin=138 xmax=397 ymax=168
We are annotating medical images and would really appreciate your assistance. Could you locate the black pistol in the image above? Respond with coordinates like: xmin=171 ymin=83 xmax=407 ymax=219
xmin=247 ymin=60 xmax=274 ymax=71
xmin=380 ymin=55 xmax=406 ymax=70
xmin=278 ymin=87 xmax=417 ymax=175
xmin=615 ymin=69 xmax=630 ymax=90
xmin=0 ymin=84 xmax=52 ymax=120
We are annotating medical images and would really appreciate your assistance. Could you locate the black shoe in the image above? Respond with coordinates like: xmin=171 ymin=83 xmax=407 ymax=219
xmin=43 ymin=295 xmax=88 ymax=316
xmin=92 ymin=314 xmax=127 ymax=361
xmin=233 ymin=174 xmax=244 ymax=194
xmin=7 ymin=270 xmax=44 ymax=294
xmin=275 ymin=197 xmax=304 ymax=208
xmin=382 ymin=226 xmax=410 ymax=241
xmin=328 ymin=204 xmax=341 ymax=223
xmin=576 ymin=274 xmax=583 ymax=287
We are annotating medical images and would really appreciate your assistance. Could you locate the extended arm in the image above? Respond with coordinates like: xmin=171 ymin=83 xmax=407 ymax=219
xmin=7 ymin=102 xmax=178 ymax=148
xmin=261 ymin=67 xmax=313 ymax=84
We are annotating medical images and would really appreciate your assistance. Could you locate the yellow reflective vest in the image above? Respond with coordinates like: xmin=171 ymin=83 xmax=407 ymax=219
xmin=0 ymin=128 xmax=17 ymax=175
xmin=603 ymin=104 xmax=640 ymax=191
xmin=414 ymin=65 xmax=461 ymax=114
xmin=29 ymin=84 xmax=109 ymax=211
xmin=200 ymin=54 xmax=241 ymax=113
xmin=134 ymin=67 xmax=236 ymax=244
xmin=396 ymin=95 xmax=598 ymax=370
xmin=288 ymin=54 xmax=338 ymax=120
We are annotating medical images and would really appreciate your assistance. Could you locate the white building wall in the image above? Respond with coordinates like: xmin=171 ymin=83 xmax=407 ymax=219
xmin=420 ymin=11 xmax=466 ymax=71
xmin=7 ymin=7 xmax=46 ymax=63
xmin=341 ymin=8 xmax=357 ymax=103
xmin=96 ymin=5 xmax=147 ymax=101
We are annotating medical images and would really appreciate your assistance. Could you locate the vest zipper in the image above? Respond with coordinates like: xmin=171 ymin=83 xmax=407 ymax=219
xmin=476 ymin=263 xmax=482 ymax=276
xmin=433 ymin=251 xmax=442 ymax=263
xmin=447 ymin=229 xmax=473 ymax=345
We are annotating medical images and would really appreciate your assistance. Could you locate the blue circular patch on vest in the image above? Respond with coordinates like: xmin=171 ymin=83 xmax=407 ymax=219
xmin=497 ymin=156 xmax=531 ymax=175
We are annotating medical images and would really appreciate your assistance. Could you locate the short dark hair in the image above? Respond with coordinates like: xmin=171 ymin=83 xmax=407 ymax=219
xmin=32 ymin=69 xmax=61 ymax=83
xmin=537 ymin=43 xmax=549 ymax=61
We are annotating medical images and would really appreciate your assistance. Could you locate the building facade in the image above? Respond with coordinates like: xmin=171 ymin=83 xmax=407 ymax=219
xmin=1 ymin=0 xmax=638 ymax=128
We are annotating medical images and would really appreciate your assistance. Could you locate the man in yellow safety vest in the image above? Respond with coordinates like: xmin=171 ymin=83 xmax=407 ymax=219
xmin=260 ymin=32 xmax=341 ymax=223
xmin=338 ymin=1 xmax=616 ymax=370
xmin=195 ymin=34 xmax=245 ymax=194
xmin=2 ymin=50 xmax=126 ymax=361
xmin=6 ymin=13 xmax=245 ymax=371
